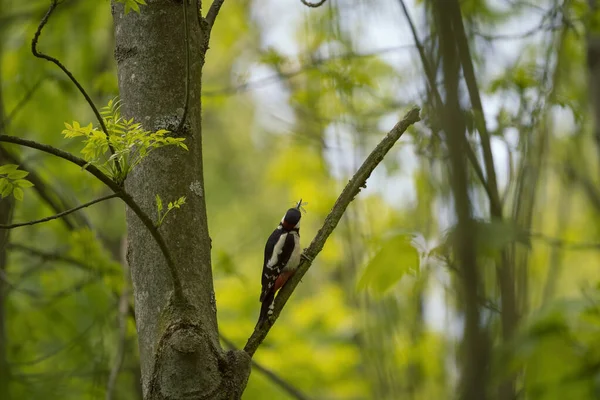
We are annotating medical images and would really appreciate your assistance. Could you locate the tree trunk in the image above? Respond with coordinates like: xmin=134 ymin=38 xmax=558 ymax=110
xmin=111 ymin=1 xmax=250 ymax=398
xmin=588 ymin=0 xmax=600 ymax=166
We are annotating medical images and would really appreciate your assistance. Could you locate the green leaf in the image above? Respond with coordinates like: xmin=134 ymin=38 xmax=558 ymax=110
xmin=156 ymin=194 xmax=163 ymax=212
xmin=65 ymin=98 xmax=188 ymax=182
xmin=0 ymin=164 xmax=19 ymax=175
xmin=13 ymin=187 xmax=24 ymax=201
xmin=444 ymin=218 xmax=530 ymax=258
xmin=1 ymin=182 xmax=13 ymax=198
xmin=7 ymin=170 xmax=29 ymax=180
xmin=12 ymin=179 xmax=34 ymax=188
xmin=357 ymin=235 xmax=419 ymax=295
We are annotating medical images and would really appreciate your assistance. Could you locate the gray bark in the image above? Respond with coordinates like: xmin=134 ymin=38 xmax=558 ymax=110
xmin=111 ymin=1 xmax=250 ymax=398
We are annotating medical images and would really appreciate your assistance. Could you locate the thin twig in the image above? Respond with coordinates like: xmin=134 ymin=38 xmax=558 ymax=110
xmin=300 ymin=0 xmax=328 ymax=7
xmin=243 ymin=107 xmax=421 ymax=357
xmin=31 ymin=0 xmax=121 ymax=175
xmin=0 ymin=134 xmax=184 ymax=300
xmin=0 ymin=194 xmax=117 ymax=229
xmin=206 ymin=0 xmax=225 ymax=30
xmin=176 ymin=0 xmax=190 ymax=133
xmin=220 ymin=335 xmax=311 ymax=400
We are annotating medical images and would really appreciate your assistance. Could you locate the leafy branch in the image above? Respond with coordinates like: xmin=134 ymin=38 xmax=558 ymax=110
xmin=0 ymin=134 xmax=185 ymax=301
xmin=10 ymin=0 xmax=189 ymax=305
xmin=62 ymin=98 xmax=188 ymax=184
xmin=115 ymin=0 xmax=147 ymax=14
xmin=243 ymin=106 xmax=421 ymax=356
xmin=32 ymin=0 xmax=121 ymax=175
xmin=155 ymin=195 xmax=187 ymax=228
xmin=0 ymin=164 xmax=34 ymax=201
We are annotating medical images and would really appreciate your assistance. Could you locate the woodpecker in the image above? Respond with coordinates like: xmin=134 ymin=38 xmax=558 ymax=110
xmin=258 ymin=199 xmax=303 ymax=324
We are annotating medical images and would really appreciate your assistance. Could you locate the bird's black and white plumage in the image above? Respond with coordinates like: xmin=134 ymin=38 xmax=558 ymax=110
xmin=258 ymin=202 xmax=302 ymax=324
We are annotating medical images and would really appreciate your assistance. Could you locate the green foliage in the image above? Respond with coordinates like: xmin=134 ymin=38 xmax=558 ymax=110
xmin=357 ymin=234 xmax=419 ymax=295
xmin=505 ymin=292 xmax=600 ymax=399
xmin=438 ymin=219 xmax=531 ymax=260
xmin=115 ymin=0 xmax=147 ymax=14
xmin=155 ymin=194 xmax=187 ymax=227
xmin=0 ymin=164 xmax=33 ymax=201
xmin=6 ymin=0 xmax=600 ymax=398
xmin=62 ymin=98 xmax=188 ymax=184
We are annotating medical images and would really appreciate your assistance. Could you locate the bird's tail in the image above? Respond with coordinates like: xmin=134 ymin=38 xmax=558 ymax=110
xmin=258 ymin=291 xmax=275 ymax=325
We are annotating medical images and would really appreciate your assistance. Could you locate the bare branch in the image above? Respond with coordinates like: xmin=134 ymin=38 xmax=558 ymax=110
xmin=0 ymin=193 xmax=117 ymax=230
xmin=205 ymin=0 xmax=225 ymax=31
xmin=32 ymin=0 xmax=121 ymax=175
xmin=300 ymin=0 xmax=328 ymax=7
xmin=220 ymin=336 xmax=311 ymax=400
xmin=243 ymin=106 xmax=421 ymax=356
xmin=0 ymin=134 xmax=184 ymax=301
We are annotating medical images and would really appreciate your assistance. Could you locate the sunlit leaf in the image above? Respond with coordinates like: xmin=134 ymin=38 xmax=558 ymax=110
xmin=7 ymin=170 xmax=29 ymax=179
xmin=156 ymin=194 xmax=163 ymax=212
xmin=12 ymin=179 xmax=34 ymax=188
xmin=0 ymin=164 xmax=19 ymax=174
xmin=12 ymin=187 xmax=24 ymax=201
xmin=357 ymin=234 xmax=419 ymax=295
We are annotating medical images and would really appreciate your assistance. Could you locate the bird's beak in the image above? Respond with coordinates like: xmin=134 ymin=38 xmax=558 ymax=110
xmin=296 ymin=198 xmax=302 ymax=209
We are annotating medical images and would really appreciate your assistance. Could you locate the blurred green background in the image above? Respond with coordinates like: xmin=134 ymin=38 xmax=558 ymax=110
xmin=2 ymin=0 xmax=600 ymax=399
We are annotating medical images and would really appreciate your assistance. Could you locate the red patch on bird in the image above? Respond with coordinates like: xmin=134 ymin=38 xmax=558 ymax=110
xmin=274 ymin=270 xmax=294 ymax=292
xmin=282 ymin=220 xmax=294 ymax=230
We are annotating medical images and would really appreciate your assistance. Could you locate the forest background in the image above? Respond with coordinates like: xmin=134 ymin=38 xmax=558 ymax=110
xmin=1 ymin=0 xmax=599 ymax=399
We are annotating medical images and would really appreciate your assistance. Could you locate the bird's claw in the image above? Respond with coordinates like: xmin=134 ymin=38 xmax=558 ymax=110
xmin=301 ymin=252 xmax=313 ymax=262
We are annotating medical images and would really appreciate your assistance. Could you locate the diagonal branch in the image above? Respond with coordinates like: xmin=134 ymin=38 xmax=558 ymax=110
xmin=0 ymin=134 xmax=184 ymax=300
xmin=243 ymin=106 xmax=421 ymax=357
xmin=205 ymin=0 xmax=225 ymax=31
xmin=0 ymin=193 xmax=118 ymax=229
xmin=32 ymin=0 xmax=121 ymax=175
